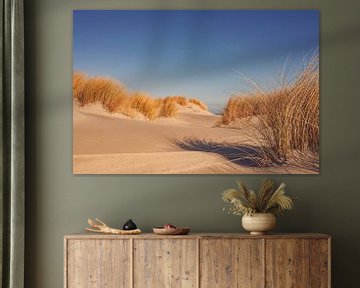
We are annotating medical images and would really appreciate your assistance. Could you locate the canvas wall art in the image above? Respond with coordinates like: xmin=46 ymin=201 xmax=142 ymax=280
xmin=73 ymin=10 xmax=319 ymax=174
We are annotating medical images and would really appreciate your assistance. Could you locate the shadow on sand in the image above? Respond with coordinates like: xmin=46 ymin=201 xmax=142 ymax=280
xmin=174 ymin=138 xmax=277 ymax=168
xmin=175 ymin=138 xmax=319 ymax=173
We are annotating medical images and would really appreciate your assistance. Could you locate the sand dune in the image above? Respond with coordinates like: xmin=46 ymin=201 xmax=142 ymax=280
xmin=74 ymin=152 xmax=242 ymax=174
xmin=73 ymin=103 xmax=316 ymax=174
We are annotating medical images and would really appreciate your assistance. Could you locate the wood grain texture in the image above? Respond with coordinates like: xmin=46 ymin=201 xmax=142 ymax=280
xmin=265 ymin=239 xmax=310 ymax=288
xmin=65 ymin=233 xmax=330 ymax=240
xmin=133 ymin=239 xmax=197 ymax=288
xmin=64 ymin=234 xmax=330 ymax=288
xmin=200 ymin=239 xmax=264 ymax=288
xmin=66 ymin=239 xmax=131 ymax=288
xmin=310 ymin=239 xmax=330 ymax=288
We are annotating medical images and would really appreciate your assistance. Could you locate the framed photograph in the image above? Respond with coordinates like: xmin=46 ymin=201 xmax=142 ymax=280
xmin=73 ymin=10 xmax=319 ymax=174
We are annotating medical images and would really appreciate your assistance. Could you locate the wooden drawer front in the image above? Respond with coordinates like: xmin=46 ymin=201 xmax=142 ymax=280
xmin=200 ymin=239 xmax=264 ymax=288
xmin=134 ymin=239 xmax=198 ymax=288
xmin=66 ymin=239 xmax=131 ymax=288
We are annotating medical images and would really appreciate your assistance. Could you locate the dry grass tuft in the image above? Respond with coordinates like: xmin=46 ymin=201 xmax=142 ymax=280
xmin=159 ymin=97 xmax=178 ymax=118
xmin=74 ymin=75 xmax=128 ymax=113
xmin=189 ymin=98 xmax=208 ymax=110
xmin=174 ymin=96 xmax=189 ymax=106
xmin=222 ymin=95 xmax=265 ymax=124
xmin=73 ymin=72 xmax=88 ymax=99
xmin=73 ymin=72 xmax=209 ymax=120
xmin=114 ymin=98 xmax=136 ymax=118
xmin=164 ymin=96 xmax=189 ymax=106
xmin=129 ymin=92 xmax=159 ymax=120
xmin=221 ymin=55 xmax=319 ymax=165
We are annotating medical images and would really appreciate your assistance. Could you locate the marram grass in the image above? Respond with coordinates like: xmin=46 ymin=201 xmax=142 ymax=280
xmin=221 ymin=56 xmax=319 ymax=165
xmin=73 ymin=72 xmax=207 ymax=120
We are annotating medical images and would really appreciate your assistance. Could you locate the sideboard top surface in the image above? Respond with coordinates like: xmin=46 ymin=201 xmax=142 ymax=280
xmin=64 ymin=232 xmax=330 ymax=240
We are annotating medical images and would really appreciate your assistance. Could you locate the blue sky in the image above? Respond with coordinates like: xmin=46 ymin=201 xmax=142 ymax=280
xmin=73 ymin=10 xmax=319 ymax=112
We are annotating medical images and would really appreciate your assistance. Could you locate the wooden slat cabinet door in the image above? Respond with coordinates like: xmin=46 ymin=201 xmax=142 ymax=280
xmin=66 ymin=239 xmax=131 ymax=288
xmin=265 ymin=239 xmax=329 ymax=288
xmin=133 ymin=239 xmax=198 ymax=288
xmin=266 ymin=239 xmax=309 ymax=288
xmin=200 ymin=239 xmax=264 ymax=288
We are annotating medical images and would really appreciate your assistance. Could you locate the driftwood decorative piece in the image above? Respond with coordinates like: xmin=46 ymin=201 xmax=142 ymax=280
xmin=86 ymin=218 xmax=142 ymax=235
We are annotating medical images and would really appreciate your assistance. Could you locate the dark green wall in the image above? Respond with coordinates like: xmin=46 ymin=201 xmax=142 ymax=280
xmin=24 ymin=0 xmax=360 ymax=287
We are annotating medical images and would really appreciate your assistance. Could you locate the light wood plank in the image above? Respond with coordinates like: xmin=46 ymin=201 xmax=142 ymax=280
xmin=310 ymin=239 xmax=330 ymax=288
xmin=65 ymin=233 xmax=330 ymax=240
xmin=133 ymin=239 xmax=197 ymax=288
xmin=200 ymin=239 xmax=264 ymax=288
xmin=265 ymin=239 xmax=310 ymax=288
xmin=67 ymin=239 xmax=131 ymax=288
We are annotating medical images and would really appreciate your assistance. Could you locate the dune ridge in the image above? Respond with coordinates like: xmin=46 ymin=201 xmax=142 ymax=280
xmin=73 ymin=72 xmax=208 ymax=121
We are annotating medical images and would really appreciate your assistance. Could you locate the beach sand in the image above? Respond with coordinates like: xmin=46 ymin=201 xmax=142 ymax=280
xmin=73 ymin=103 xmax=316 ymax=174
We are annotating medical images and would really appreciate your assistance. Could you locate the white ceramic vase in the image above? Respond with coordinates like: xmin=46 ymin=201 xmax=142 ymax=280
xmin=242 ymin=213 xmax=276 ymax=235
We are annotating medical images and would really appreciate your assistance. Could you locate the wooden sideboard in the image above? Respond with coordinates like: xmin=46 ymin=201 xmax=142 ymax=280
xmin=64 ymin=233 xmax=330 ymax=288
